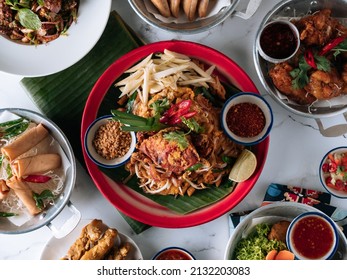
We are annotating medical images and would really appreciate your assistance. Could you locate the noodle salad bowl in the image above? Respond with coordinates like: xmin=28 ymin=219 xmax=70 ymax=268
xmin=81 ymin=40 xmax=269 ymax=228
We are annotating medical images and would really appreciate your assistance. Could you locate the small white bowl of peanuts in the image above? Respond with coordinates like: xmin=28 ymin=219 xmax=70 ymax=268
xmin=84 ymin=115 xmax=136 ymax=168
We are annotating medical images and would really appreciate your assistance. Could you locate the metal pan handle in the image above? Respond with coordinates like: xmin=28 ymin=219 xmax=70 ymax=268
xmin=46 ymin=200 xmax=81 ymax=239
xmin=315 ymin=112 xmax=347 ymax=137
xmin=234 ymin=0 xmax=262 ymax=20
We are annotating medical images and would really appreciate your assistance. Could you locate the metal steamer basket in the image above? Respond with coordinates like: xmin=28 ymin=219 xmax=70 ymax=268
xmin=128 ymin=0 xmax=262 ymax=34
xmin=254 ymin=0 xmax=347 ymax=137
xmin=0 ymin=108 xmax=80 ymax=238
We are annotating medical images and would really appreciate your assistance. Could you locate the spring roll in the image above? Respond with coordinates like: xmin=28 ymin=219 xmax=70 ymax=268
xmin=1 ymin=123 xmax=49 ymax=161
xmin=0 ymin=179 xmax=10 ymax=199
xmin=6 ymin=176 xmax=41 ymax=215
xmin=80 ymin=228 xmax=118 ymax=260
xmin=12 ymin=153 xmax=61 ymax=178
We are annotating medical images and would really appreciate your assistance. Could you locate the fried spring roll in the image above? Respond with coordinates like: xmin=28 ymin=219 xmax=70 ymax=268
xmin=170 ymin=0 xmax=181 ymax=17
xmin=80 ymin=228 xmax=118 ymax=260
xmin=6 ymin=176 xmax=41 ymax=215
xmin=0 ymin=179 xmax=10 ymax=199
xmin=182 ymin=0 xmax=198 ymax=21
xmin=1 ymin=123 xmax=49 ymax=161
xmin=151 ymin=0 xmax=171 ymax=17
xmin=198 ymin=0 xmax=209 ymax=18
xmin=12 ymin=153 xmax=61 ymax=178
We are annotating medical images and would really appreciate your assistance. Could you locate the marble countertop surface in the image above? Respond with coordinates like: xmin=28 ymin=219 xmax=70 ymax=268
xmin=0 ymin=0 xmax=346 ymax=260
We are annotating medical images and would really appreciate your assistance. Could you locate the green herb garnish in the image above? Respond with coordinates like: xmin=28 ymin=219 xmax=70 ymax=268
xmin=181 ymin=117 xmax=204 ymax=133
xmin=290 ymin=53 xmax=331 ymax=89
xmin=0 ymin=212 xmax=17 ymax=217
xmin=163 ymin=131 xmax=189 ymax=150
xmin=111 ymin=109 xmax=166 ymax=132
xmin=5 ymin=0 xmax=41 ymax=30
xmin=33 ymin=189 xmax=54 ymax=210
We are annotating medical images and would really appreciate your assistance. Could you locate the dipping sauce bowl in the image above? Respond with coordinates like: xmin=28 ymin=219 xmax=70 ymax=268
xmin=221 ymin=92 xmax=273 ymax=146
xmin=257 ymin=20 xmax=300 ymax=63
xmin=286 ymin=212 xmax=339 ymax=260
xmin=152 ymin=247 xmax=195 ymax=260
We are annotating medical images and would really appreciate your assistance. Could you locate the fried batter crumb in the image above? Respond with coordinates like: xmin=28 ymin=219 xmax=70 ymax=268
xmin=92 ymin=120 xmax=131 ymax=160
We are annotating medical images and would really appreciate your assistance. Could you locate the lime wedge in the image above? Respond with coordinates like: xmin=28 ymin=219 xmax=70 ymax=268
xmin=229 ymin=149 xmax=257 ymax=182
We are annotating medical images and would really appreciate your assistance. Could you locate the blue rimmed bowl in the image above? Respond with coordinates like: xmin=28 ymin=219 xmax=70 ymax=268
xmin=84 ymin=115 xmax=136 ymax=168
xmin=152 ymin=246 xmax=195 ymax=260
xmin=319 ymin=146 xmax=347 ymax=199
xmin=286 ymin=211 xmax=339 ymax=260
xmin=221 ymin=92 xmax=273 ymax=146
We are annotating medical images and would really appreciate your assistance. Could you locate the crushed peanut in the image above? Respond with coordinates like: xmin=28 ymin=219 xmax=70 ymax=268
xmin=92 ymin=120 xmax=131 ymax=160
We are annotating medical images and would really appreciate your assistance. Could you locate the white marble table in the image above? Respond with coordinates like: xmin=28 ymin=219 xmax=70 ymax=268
xmin=0 ymin=0 xmax=346 ymax=260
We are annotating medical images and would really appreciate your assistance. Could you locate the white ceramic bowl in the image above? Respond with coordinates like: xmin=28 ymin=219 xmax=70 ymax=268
xmin=224 ymin=202 xmax=347 ymax=260
xmin=152 ymin=246 xmax=195 ymax=260
xmin=256 ymin=20 xmax=300 ymax=64
xmin=319 ymin=146 xmax=347 ymax=199
xmin=221 ymin=92 xmax=273 ymax=146
xmin=286 ymin=212 xmax=339 ymax=260
xmin=84 ymin=115 xmax=136 ymax=168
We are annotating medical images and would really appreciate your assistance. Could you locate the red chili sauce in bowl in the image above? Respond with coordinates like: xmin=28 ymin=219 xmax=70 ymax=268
xmin=289 ymin=214 xmax=337 ymax=259
xmin=154 ymin=248 xmax=195 ymax=260
xmin=226 ymin=102 xmax=265 ymax=138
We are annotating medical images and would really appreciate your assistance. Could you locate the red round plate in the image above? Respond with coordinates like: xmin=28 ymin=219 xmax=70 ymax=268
xmin=81 ymin=40 xmax=269 ymax=228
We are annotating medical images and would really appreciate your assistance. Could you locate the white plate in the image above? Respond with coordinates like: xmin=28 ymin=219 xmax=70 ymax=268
xmin=40 ymin=219 xmax=143 ymax=260
xmin=0 ymin=0 xmax=112 ymax=77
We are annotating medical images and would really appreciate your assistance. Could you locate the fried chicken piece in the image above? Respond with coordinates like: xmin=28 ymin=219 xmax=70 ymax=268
xmin=295 ymin=9 xmax=341 ymax=46
xmin=268 ymin=220 xmax=290 ymax=243
xmin=64 ymin=219 xmax=108 ymax=260
xmin=305 ymin=68 xmax=344 ymax=99
xmin=80 ymin=228 xmax=118 ymax=260
xmin=107 ymin=242 xmax=132 ymax=260
xmin=269 ymin=62 xmax=316 ymax=105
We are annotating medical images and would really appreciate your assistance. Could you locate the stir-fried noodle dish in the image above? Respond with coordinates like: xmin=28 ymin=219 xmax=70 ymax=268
xmin=112 ymin=50 xmax=245 ymax=197
xmin=0 ymin=0 xmax=79 ymax=44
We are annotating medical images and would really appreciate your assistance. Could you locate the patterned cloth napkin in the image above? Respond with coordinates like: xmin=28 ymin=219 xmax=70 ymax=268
xmin=229 ymin=183 xmax=347 ymax=238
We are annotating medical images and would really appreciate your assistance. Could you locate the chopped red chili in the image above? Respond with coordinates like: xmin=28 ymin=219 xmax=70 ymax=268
xmin=24 ymin=175 xmax=51 ymax=183
xmin=319 ymin=36 xmax=346 ymax=56
xmin=226 ymin=102 xmax=265 ymax=138
xmin=160 ymin=99 xmax=196 ymax=125
xmin=304 ymin=49 xmax=317 ymax=69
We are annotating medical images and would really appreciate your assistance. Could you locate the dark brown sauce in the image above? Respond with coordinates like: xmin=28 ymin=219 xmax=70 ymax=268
xmin=260 ymin=22 xmax=298 ymax=59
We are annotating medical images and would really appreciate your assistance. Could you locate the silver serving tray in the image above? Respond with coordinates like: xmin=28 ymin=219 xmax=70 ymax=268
xmin=254 ymin=0 xmax=347 ymax=122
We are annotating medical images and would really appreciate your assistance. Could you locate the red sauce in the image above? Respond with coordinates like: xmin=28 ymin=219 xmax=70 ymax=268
xmin=260 ymin=22 xmax=298 ymax=59
xmin=156 ymin=249 xmax=193 ymax=260
xmin=226 ymin=102 xmax=265 ymax=137
xmin=291 ymin=216 xmax=334 ymax=259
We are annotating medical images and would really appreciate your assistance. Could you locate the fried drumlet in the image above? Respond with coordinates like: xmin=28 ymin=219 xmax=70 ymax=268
xmin=269 ymin=62 xmax=317 ymax=105
xmin=62 ymin=219 xmax=132 ymax=260
xmin=305 ymin=69 xmax=344 ymax=100
xmin=150 ymin=0 xmax=210 ymax=20
xmin=294 ymin=9 xmax=347 ymax=47
xmin=268 ymin=220 xmax=290 ymax=243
